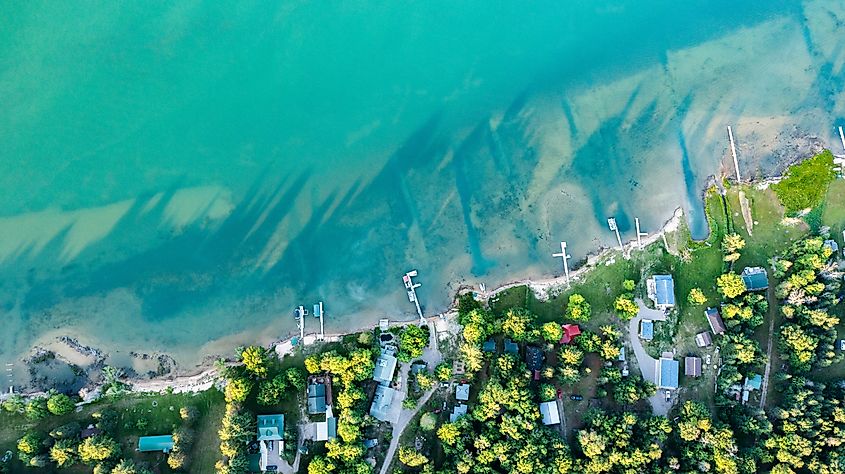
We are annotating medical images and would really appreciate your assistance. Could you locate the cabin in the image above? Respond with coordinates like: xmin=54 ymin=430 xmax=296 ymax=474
xmin=450 ymin=404 xmax=468 ymax=422
xmin=525 ymin=346 xmax=544 ymax=380
xmin=456 ymin=383 xmax=470 ymax=401
xmin=685 ymin=357 xmax=702 ymax=378
xmin=373 ymin=349 xmax=398 ymax=386
xmin=315 ymin=406 xmax=337 ymax=442
xmin=257 ymin=414 xmax=285 ymax=472
xmin=307 ymin=381 xmax=327 ymax=415
xmin=503 ymin=339 xmax=519 ymax=354
xmin=656 ymin=357 xmax=679 ymax=390
xmin=647 ymin=275 xmax=676 ymax=309
xmin=369 ymin=385 xmax=396 ymax=422
xmin=705 ymin=308 xmax=726 ymax=335
xmin=741 ymin=267 xmax=769 ymax=292
xmin=560 ymin=324 xmax=582 ymax=344
xmin=137 ymin=435 xmax=174 ymax=453
xmin=482 ymin=339 xmax=496 ymax=352
xmin=695 ymin=332 xmax=713 ymax=348
xmin=539 ymin=401 xmax=561 ymax=425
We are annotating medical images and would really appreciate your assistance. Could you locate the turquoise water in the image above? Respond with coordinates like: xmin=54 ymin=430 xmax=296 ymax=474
xmin=2 ymin=1 xmax=845 ymax=375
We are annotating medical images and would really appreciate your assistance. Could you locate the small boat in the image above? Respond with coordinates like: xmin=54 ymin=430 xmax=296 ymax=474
xmin=294 ymin=305 xmax=309 ymax=319
xmin=313 ymin=302 xmax=323 ymax=318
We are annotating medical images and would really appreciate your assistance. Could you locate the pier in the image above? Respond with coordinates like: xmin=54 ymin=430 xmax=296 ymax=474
xmin=727 ymin=126 xmax=741 ymax=182
xmin=839 ymin=126 xmax=845 ymax=152
xmin=552 ymin=241 xmax=572 ymax=286
xmin=403 ymin=270 xmax=424 ymax=323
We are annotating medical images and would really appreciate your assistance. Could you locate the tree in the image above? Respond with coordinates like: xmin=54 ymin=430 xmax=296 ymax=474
xmin=623 ymin=279 xmax=636 ymax=291
xmin=112 ymin=459 xmax=151 ymax=474
xmin=539 ymin=384 xmax=556 ymax=401
xmin=224 ymin=377 xmax=253 ymax=403
xmin=308 ymin=456 xmax=336 ymax=474
xmin=437 ymin=423 xmax=461 ymax=446
xmin=78 ymin=435 xmax=120 ymax=463
xmin=399 ymin=446 xmax=429 ymax=467
xmin=50 ymin=421 xmax=81 ymax=440
xmin=502 ymin=308 xmax=536 ymax=342
xmin=257 ymin=375 xmax=288 ymax=406
xmin=47 ymin=393 xmax=75 ymax=416
xmin=50 ymin=439 xmax=79 ymax=468
xmin=416 ymin=371 xmax=435 ymax=390
xmin=717 ymin=273 xmax=746 ymax=299
xmin=286 ymin=367 xmax=306 ymax=390
xmin=614 ymin=295 xmax=639 ymax=320
xmin=17 ymin=432 xmax=42 ymax=456
xmin=167 ymin=451 xmax=188 ymax=471
xmin=722 ymin=233 xmax=746 ymax=254
xmin=240 ymin=346 xmax=269 ymax=379
xmin=25 ymin=397 xmax=49 ymax=420
xmin=2 ymin=394 xmax=25 ymax=413
xmin=459 ymin=342 xmax=484 ymax=373
xmin=541 ymin=322 xmax=563 ymax=343
xmin=179 ymin=406 xmax=199 ymax=423
xmin=435 ymin=362 xmax=453 ymax=381
xmin=688 ymin=288 xmax=707 ymax=306
xmin=565 ymin=294 xmax=592 ymax=322
xmin=305 ymin=355 xmax=321 ymax=374
xmin=398 ymin=325 xmax=429 ymax=362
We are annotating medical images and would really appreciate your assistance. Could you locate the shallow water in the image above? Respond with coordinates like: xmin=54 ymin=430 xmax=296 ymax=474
xmin=1 ymin=1 xmax=844 ymax=379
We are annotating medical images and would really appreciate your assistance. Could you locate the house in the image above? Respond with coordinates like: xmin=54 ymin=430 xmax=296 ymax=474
xmin=539 ymin=401 xmax=561 ymax=425
xmin=373 ymin=350 xmax=398 ymax=386
xmin=482 ymin=339 xmax=496 ymax=352
xmin=705 ymin=308 xmax=726 ymax=335
xmin=450 ymin=403 xmax=468 ymax=422
xmin=363 ymin=439 xmax=379 ymax=449
xmin=823 ymin=239 xmax=839 ymax=255
xmin=744 ymin=374 xmax=762 ymax=391
xmin=369 ymin=385 xmax=396 ymax=422
xmin=685 ymin=357 xmax=702 ymax=377
xmin=741 ymin=267 xmax=769 ymax=292
xmin=560 ymin=324 xmax=582 ymax=344
xmin=257 ymin=414 xmax=285 ymax=472
xmin=80 ymin=425 xmax=101 ymax=439
xmin=656 ymin=357 xmax=679 ymax=389
xmin=504 ymin=339 xmax=519 ymax=354
xmin=315 ymin=406 xmax=337 ymax=442
xmin=137 ymin=435 xmax=174 ymax=453
xmin=456 ymin=383 xmax=470 ymax=401
xmin=525 ymin=346 xmax=544 ymax=380
xmin=308 ymin=382 xmax=327 ymax=415
xmin=647 ymin=275 xmax=676 ymax=309
xmin=695 ymin=332 xmax=713 ymax=348
xmin=639 ymin=320 xmax=654 ymax=341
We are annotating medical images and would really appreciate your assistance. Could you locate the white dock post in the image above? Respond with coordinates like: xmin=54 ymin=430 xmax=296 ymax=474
xmin=552 ymin=241 xmax=572 ymax=286
xmin=838 ymin=126 xmax=845 ymax=152
xmin=318 ymin=302 xmax=324 ymax=340
xmin=297 ymin=306 xmax=305 ymax=340
xmin=635 ymin=218 xmax=648 ymax=249
xmin=607 ymin=218 xmax=624 ymax=252
xmin=727 ymin=126 xmax=741 ymax=182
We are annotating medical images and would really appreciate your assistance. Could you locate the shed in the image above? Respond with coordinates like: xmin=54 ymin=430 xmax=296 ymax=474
xmin=647 ymin=275 xmax=676 ymax=309
xmin=657 ymin=358 xmax=679 ymax=389
xmin=741 ymin=267 xmax=769 ymax=291
xmin=539 ymin=401 xmax=560 ymax=425
xmin=560 ymin=324 xmax=582 ymax=344
xmin=456 ymin=383 xmax=470 ymax=401
xmin=138 ymin=435 xmax=175 ymax=453
xmin=705 ymin=308 xmax=726 ymax=335
xmin=685 ymin=357 xmax=702 ymax=377
xmin=482 ymin=339 xmax=496 ymax=352
xmin=640 ymin=320 xmax=654 ymax=341
xmin=504 ymin=339 xmax=519 ymax=354
xmin=695 ymin=332 xmax=713 ymax=348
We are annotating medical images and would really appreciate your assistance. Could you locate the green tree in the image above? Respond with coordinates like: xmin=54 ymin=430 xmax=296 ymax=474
xmin=257 ymin=375 xmax=288 ymax=406
xmin=49 ymin=421 xmax=81 ymax=440
xmin=434 ymin=362 xmax=453 ymax=381
xmin=437 ymin=423 xmax=461 ymax=446
xmin=224 ymin=377 xmax=254 ymax=403
xmin=398 ymin=324 xmax=429 ymax=362
xmin=687 ymin=288 xmax=707 ymax=306
xmin=502 ymin=308 xmax=536 ymax=342
xmin=622 ymin=279 xmax=636 ymax=291
xmin=541 ymin=322 xmax=563 ymax=343
xmin=565 ymin=294 xmax=592 ymax=322
xmin=614 ymin=295 xmax=639 ymax=320
xmin=717 ymin=273 xmax=746 ymax=299
xmin=25 ymin=397 xmax=49 ymax=420
xmin=2 ymin=394 xmax=25 ymax=413
xmin=50 ymin=439 xmax=79 ymax=468
xmin=47 ymin=393 xmax=75 ymax=416
xmin=78 ymin=435 xmax=120 ymax=464
xmin=17 ymin=432 xmax=42 ymax=456
xmin=539 ymin=384 xmax=556 ymax=401
xmin=459 ymin=342 xmax=484 ymax=373
xmin=285 ymin=367 xmax=306 ymax=390
xmin=399 ymin=446 xmax=429 ymax=467
xmin=308 ymin=456 xmax=336 ymax=474
xmin=240 ymin=346 xmax=269 ymax=379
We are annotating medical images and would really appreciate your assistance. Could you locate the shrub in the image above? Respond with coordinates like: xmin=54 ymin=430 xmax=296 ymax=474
xmin=772 ymin=150 xmax=836 ymax=213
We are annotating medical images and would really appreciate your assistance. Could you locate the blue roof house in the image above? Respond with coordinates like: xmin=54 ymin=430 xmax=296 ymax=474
xmin=137 ymin=435 xmax=174 ymax=453
xmin=647 ymin=275 xmax=676 ymax=309
xmin=657 ymin=357 xmax=679 ymax=390
xmin=640 ymin=320 xmax=654 ymax=341
xmin=741 ymin=267 xmax=769 ymax=292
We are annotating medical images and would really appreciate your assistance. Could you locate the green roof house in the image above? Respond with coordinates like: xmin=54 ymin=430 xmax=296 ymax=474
xmin=741 ymin=267 xmax=769 ymax=291
xmin=257 ymin=414 xmax=285 ymax=441
xmin=257 ymin=414 xmax=285 ymax=472
xmin=137 ymin=435 xmax=175 ymax=453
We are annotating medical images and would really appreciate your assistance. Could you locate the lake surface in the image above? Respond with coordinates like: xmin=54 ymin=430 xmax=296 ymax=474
xmin=2 ymin=1 xmax=844 ymax=377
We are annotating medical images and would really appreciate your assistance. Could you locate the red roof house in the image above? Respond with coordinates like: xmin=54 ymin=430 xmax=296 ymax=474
xmin=560 ymin=324 xmax=582 ymax=344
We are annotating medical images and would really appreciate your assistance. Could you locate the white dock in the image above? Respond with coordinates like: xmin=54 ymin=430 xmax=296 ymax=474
xmin=403 ymin=270 xmax=424 ymax=323
xmin=839 ymin=126 xmax=845 ymax=151
xmin=728 ymin=126 xmax=741 ymax=182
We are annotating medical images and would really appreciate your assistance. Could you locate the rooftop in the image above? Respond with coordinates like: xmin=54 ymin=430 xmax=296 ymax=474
xmin=138 ymin=435 xmax=174 ymax=453
xmin=657 ymin=358 xmax=679 ymax=389
xmin=640 ymin=320 xmax=654 ymax=340
xmin=560 ymin=324 xmax=581 ymax=344
xmin=456 ymin=383 xmax=470 ymax=401
xmin=373 ymin=350 xmax=398 ymax=385
xmin=684 ymin=357 xmax=702 ymax=377
xmin=705 ymin=308 xmax=726 ymax=335
xmin=315 ymin=408 xmax=337 ymax=442
xmin=539 ymin=401 xmax=560 ymax=425
xmin=257 ymin=414 xmax=285 ymax=441
xmin=369 ymin=385 xmax=396 ymax=422
xmin=308 ymin=383 xmax=327 ymax=414
xmin=648 ymin=275 xmax=676 ymax=307
xmin=482 ymin=339 xmax=496 ymax=352
xmin=504 ymin=339 xmax=519 ymax=354
xmin=695 ymin=332 xmax=713 ymax=347
xmin=450 ymin=404 xmax=468 ymax=422
xmin=745 ymin=374 xmax=763 ymax=391
xmin=741 ymin=267 xmax=769 ymax=291
xmin=525 ymin=346 xmax=544 ymax=371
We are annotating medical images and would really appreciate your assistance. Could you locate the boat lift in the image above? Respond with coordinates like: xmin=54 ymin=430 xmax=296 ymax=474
xmin=403 ymin=270 xmax=424 ymax=323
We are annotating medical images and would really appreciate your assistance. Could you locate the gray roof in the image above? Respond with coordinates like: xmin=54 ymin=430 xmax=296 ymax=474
xmin=482 ymin=339 xmax=496 ymax=352
xmin=651 ymin=275 xmax=676 ymax=306
xmin=695 ymin=332 xmax=713 ymax=347
xmin=539 ymin=401 xmax=560 ymax=425
xmin=456 ymin=384 xmax=470 ymax=401
xmin=449 ymin=404 xmax=467 ymax=422
xmin=373 ymin=351 xmax=397 ymax=385
xmin=658 ymin=358 xmax=679 ymax=389
xmin=307 ymin=383 xmax=327 ymax=414
xmin=824 ymin=240 xmax=839 ymax=253
xmin=525 ymin=346 xmax=544 ymax=370
xmin=705 ymin=308 xmax=726 ymax=335
xmin=684 ymin=357 xmax=702 ymax=377
xmin=504 ymin=339 xmax=519 ymax=354
xmin=369 ymin=385 xmax=396 ymax=421
xmin=741 ymin=267 xmax=769 ymax=291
